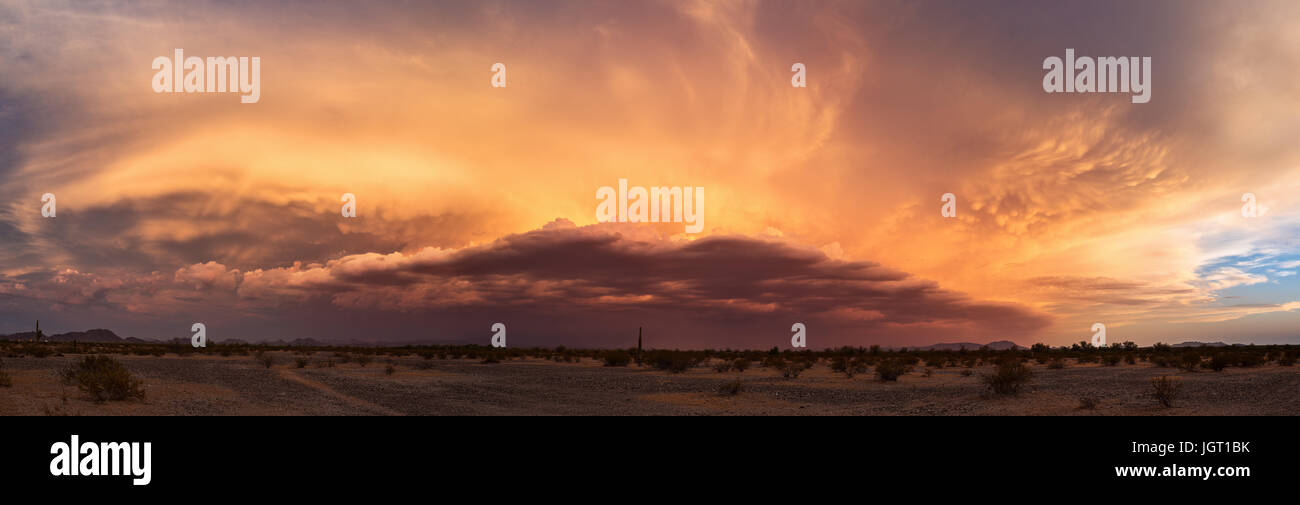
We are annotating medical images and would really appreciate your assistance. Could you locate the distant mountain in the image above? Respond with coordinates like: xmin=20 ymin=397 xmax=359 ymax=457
xmin=0 ymin=328 xmax=127 ymax=343
xmin=47 ymin=329 xmax=125 ymax=343
xmin=913 ymin=340 xmax=1025 ymax=351
xmin=1172 ymin=341 xmax=1233 ymax=348
xmin=260 ymin=338 xmax=329 ymax=347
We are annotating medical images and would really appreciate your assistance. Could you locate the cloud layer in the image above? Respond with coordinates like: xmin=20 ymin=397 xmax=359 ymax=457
xmin=2 ymin=0 xmax=1299 ymax=345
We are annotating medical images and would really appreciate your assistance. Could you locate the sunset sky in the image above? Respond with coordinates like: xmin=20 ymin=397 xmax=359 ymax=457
xmin=2 ymin=0 xmax=1299 ymax=348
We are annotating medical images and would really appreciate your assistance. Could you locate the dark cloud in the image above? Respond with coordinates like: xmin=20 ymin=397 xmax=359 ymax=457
xmin=1 ymin=220 xmax=1051 ymax=347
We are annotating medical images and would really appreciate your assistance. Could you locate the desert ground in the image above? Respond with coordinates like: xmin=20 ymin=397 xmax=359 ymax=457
xmin=2 ymin=353 xmax=1297 ymax=415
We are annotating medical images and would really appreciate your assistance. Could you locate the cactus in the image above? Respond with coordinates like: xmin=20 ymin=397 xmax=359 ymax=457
xmin=35 ymin=320 xmax=44 ymax=342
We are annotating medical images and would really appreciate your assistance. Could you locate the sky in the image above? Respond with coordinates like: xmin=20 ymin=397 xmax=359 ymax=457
xmin=1 ymin=0 xmax=1299 ymax=348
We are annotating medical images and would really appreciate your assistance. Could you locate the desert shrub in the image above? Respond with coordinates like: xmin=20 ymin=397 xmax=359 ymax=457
xmin=733 ymin=358 xmax=751 ymax=373
xmin=602 ymin=351 xmax=631 ymax=367
xmin=1235 ymin=352 xmax=1264 ymax=368
xmin=0 ymin=358 xmax=10 ymax=387
xmin=384 ymin=364 xmax=396 ymax=375
xmin=1101 ymin=354 xmax=1121 ymax=366
xmin=28 ymin=345 xmax=53 ymax=358
xmin=924 ymin=357 xmax=945 ymax=369
xmin=647 ymin=351 xmax=692 ymax=373
xmin=718 ymin=379 xmax=743 ymax=396
xmin=959 ymin=369 xmax=973 ymax=377
xmin=830 ymin=356 xmax=868 ymax=378
xmin=355 ymin=354 xmax=372 ymax=367
xmin=875 ymin=359 xmax=910 ymax=382
xmin=295 ymin=357 xmax=309 ymax=369
xmin=981 ymin=359 xmax=1033 ymax=395
xmin=1125 ymin=354 xmax=1137 ymax=365
xmin=1151 ymin=376 xmax=1183 ymax=408
xmin=1205 ymin=354 xmax=1229 ymax=372
xmin=255 ymin=352 xmax=275 ymax=369
xmin=921 ymin=367 xmax=933 ymax=377
xmin=1179 ymin=353 xmax=1201 ymax=372
xmin=780 ymin=361 xmax=806 ymax=378
xmin=480 ymin=353 xmax=501 ymax=364
xmin=1077 ymin=396 xmax=1100 ymax=410
xmin=1046 ymin=358 xmax=1066 ymax=370
xmin=1279 ymin=354 xmax=1296 ymax=366
xmin=713 ymin=360 xmax=733 ymax=373
xmin=61 ymin=356 xmax=145 ymax=402
xmin=315 ymin=360 xmax=336 ymax=368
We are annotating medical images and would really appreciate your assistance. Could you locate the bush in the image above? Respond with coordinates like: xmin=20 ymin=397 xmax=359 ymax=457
xmin=295 ymin=357 xmax=309 ymax=369
xmin=732 ymin=358 xmax=751 ymax=373
xmin=384 ymin=364 xmax=396 ymax=375
xmin=1101 ymin=354 xmax=1121 ymax=366
xmin=255 ymin=352 xmax=275 ymax=369
xmin=830 ymin=356 xmax=869 ymax=378
xmin=601 ymin=351 xmax=631 ymax=367
xmin=959 ymin=369 xmax=973 ymax=377
xmin=718 ymin=379 xmax=743 ymax=396
xmin=355 ymin=354 xmax=372 ymax=367
xmin=1235 ymin=352 xmax=1264 ymax=368
xmin=480 ymin=353 xmax=501 ymax=364
xmin=1205 ymin=354 xmax=1229 ymax=372
xmin=1151 ymin=376 xmax=1183 ymax=408
xmin=61 ymin=356 xmax=145 ymax=403
xmin=647 ymin=351 xmax=692 ymax=373
xmin=981 ymin=359 xmax=1033 ymax=395
xmin=1046 ymin=358 xmax=1066 ymax=370
xmin=1179 ymin=353 xmax=1201 ymax=372
xmin=875 ymin=359 xmax=910 ymax=382
xmin=713 ymin=360 xmax=733 ymax=373
xmin=1077 ymin=396 xmax=1100 ymax=410
xmin=0 ymin=358 xmax=10 ymax=388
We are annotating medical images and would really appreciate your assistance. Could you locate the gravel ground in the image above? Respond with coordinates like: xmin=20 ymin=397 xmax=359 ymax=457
xmin=2 ymin=354 xmax=1298 ymax=415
